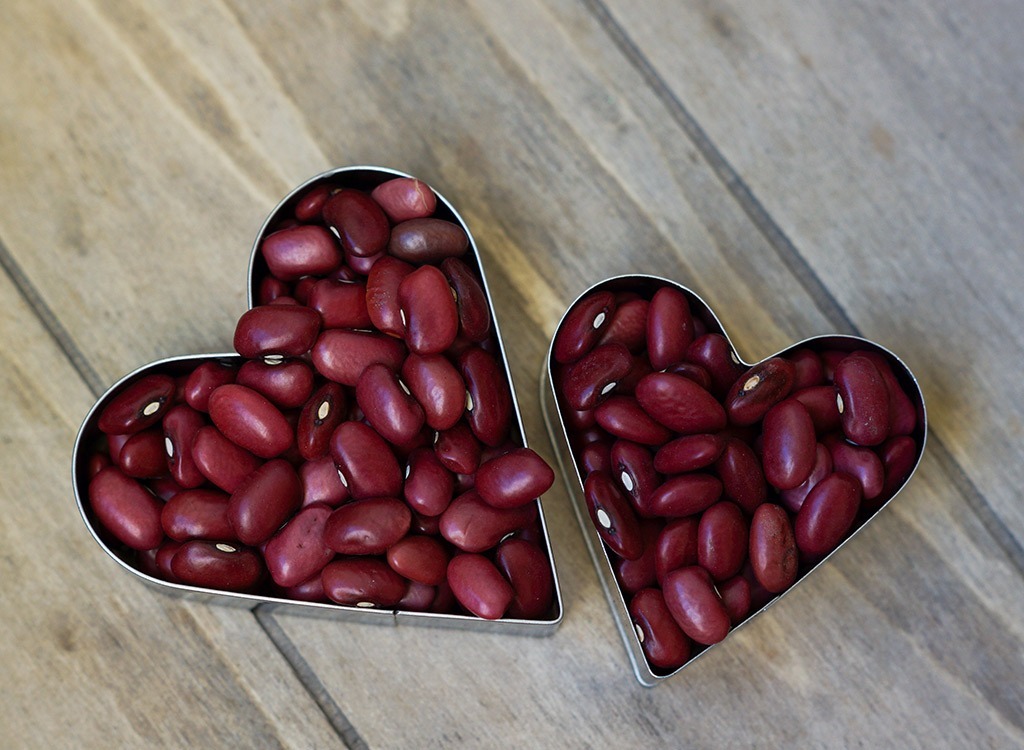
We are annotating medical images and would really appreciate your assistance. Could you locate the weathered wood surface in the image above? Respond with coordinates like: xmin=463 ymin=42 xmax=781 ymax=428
xmin=0 ymin=0 xmax=1021 ymax=747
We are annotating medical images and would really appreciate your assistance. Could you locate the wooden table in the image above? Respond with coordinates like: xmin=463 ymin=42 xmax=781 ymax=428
xmin=2 ymin=1 xmax=1021 ymax=747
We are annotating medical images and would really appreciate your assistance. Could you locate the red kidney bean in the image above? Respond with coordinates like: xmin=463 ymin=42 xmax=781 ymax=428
xmin=617 ymin=354 xmax=655 ymax=395
xmin=662 ymin=566 xmax=730 ymax=645
xmin=495 ymin=538 xmax=555 ymax=619
xmin=648 ymin=474 xmax=722 ymax=517
xmin=227 ymin=459 xmax=302 ymax=546
xmin=299 ymin=456 xmax=350 ymax=507
xmin=88 ymin=452 xmax=112 ymax=478
xmin=388 ymin=218 xmax=469 ymax=263
xmin=635 ymin=372 xmax=727 ymax=435
xmin=440 ymin=257 xmax=491 ymax=342
xmin=403 ymin=447 xmax=454 ymax=517
xmin=161 ymin=488 xmax=233 ymax=542
xmin=440 ymin=489 xmax=536 ymax=553
xmin=830 ymin=440 xmax=884 ymax=501
xmin=294 ymin=184 xmax=330 ymax=222
xmin=789 ymin=348 xmax=825 ymax=389
xmin=459 ymin=347 xmax=513 ymax=447
xmin=749 ymin=503 xmax=798 ymax=593
xmin=292 ymin=276 xmax=317 ymax=305
xmin=835 ymin=354 xmax=891 ymax=446
xmin=98 ymin=374 xmax=176 ymax=435
xmin=583 ymin=470 xmax=644 ymax=560
xmin=654 ymin=517 xmax=699 ymax=585
xmin=387 ymin=535 xmax=449 ymax=586
xmin=323 ymin=189 xmax=390 ymax=257
xmin=684 ymin=334 xmax=745 ymax=398
xmin=859 ymin=351 xmax=918 ymax=436
xmin=308 ymin=279 xmax=372 ymax=329
xmin=396 ymin=265 xmax=459 ymax=355
xmin=629 ymin=588 xmax=691 ymax=670
xmin=184 ymin=362 xmax=237 ymax=413
xmin=795 ymin=472 xmax=862 ymax=557
xmin=447 ymin=554 xmax=513 ymax=620
xmin=435 ymin=421 xmax=482 ymax=475
xmin=716 ymin=437 xmax=767 ymax=514
xmin=562 ymin=344 xmax=632 ymax=411
xmin=475 ymin=448 xmax=554 ymax=509
xmin=609 ymin=440 xmax=659 ymax=518
xmin=718 ymin=575 xmax=752 ymax=624
xmin=236 ymin=358 xmax=314 ymax=410
xmin=323 ymin=497 xmax=412 ymax=555
xmin=597 ymin=298 xmax=648 ymax=354
xmin=233 ymin=305 xmax=321 ymax=359
xmin=312 ymin=329 xmax=407 ymax=386
xmin=663 ymin=361 xmax=713 ymax=392
xmin=162 ymin=404 xmax=206 ymax=488
xmin=106 ymin=433 xmax=130 ymax=464
xmin=411 ymin=509 xmax=442 ymax=536
xmin=646 ymin=286 xmax=694 ymax=369
xmin=279 ymin=573 xmax=328 ymax=603
xmin=171 ymin=541 xmax=265 ymax=592
xmin=296 ymin=382 xmax=347 ymax=461
xmin=370 ymin=177 xmax=437 ymax=223
xmin=366 ymin=256 xmax=415 ymax=337
xmin=355 ymin=363 xmax=425 ymax=447
xmin=331 ymin=421 xmax=402 ymax=499
xmin=345 ymin=246 xmax=385 ymax=275
xmin=258 ymin=275 xmax=291 ymax=306
xmin=117 ymin=428 xmax=167 ymax=479
xmin=432 ymin=577 xmax=457 ymax=613
xmin=879 ymin=435 xmax=918 ymax=502
xmin=552 ymin=291 xmax=616 ymax=365
xmin=761 ymin=398 xmax=816 ymax=491
xmin=653 ymin=434 xmax=724 ymax=475
xmin=697 ymin=501 xmax=748 ymax=581
xmin=725 ymin=357 xmax=797 ymax=426
xmin=779 ymin=442 xmax=832 ymax=513
xmin=579 ymin=439 xmax=612 ymax=475
xmin=791 ymin=385 xmax=842 ymax=434
xmin=260 ymin=225 xmax=340 ymax=280
xmin=89 ymin=467 xmax=165 ymax=551
xmin=321 ymin=558 xmax=408 ymax=608
xmin=616 ymin=520 xmax=660 ymax=594
xmin=208 ymin=384 xmax=293 ymax=459
xmin=192 ymin=425 xmax=262 ymax=493
xmin=398 ymin=582 xmax=436 ymax=611
xmin=401 ymin=353 xmax=465 ymax=431
xmin=154 ymin=540 xmax=182 ymax=581
xmin=268 ymin=296 xmax=301 ymax=307
xmin=594 ymin=396 xmax=672 ymax=445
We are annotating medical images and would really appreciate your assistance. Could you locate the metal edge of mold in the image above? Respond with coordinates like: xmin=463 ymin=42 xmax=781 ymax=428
xmin=540 ymin=274 xmax=928 ymax=685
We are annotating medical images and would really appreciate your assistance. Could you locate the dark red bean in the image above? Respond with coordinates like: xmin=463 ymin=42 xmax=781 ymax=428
xmin=561 ymin=344 xmax=633 ymax=411
xmin=495 ymin=538 xmax=555 ymax=619
xmin=398 ymin=582 xmax=437 ymax=612
xmin=264 ymin=503 xmax=336 ymax=588
xmin=648 ymin=474 xmax=722 ymax=517
xmin=440 ymin=257 xmax=491 ymax=342
xmin=296 ymin=382 xmax=347 ymax=461
xmin=236 ymin=358 xmax=313 ymax=410
xmin=879 ymin=435 xmax=918 ymax=502
xmin=594 ymin=396 xmax=672 ymax=445
xmin=435 ymin=421 xmax=482 ymax=475
xmin=323 ymin=497 xmax=412 ymax=555
xmin=646 ymin=286 xmax=694 ymax=369
xmin=835 ymin=354 xmax=891 ymax=446
xmin=184 ymin=362 xmax=237 ymax=413
xmin=388 ymin=535 xmax=449 ymax=586
xmin=308 ymin=279 xmax=372 ymax=329
xmin=697 ymin=501 xmax=748 ymax=581
xmin=663 ymin=361 xmax=714 ymax=392
xmin=830 ymin=440 xmax=884 ymax=501
xmin=323 ymin=189 xmax=390 ymax=257
xmin=366 ymin=256 xmax=415 ymax=338
xmin=396 ymin=265 xmax=459 ymax=355
xmin=294 ymin=184 xmax=330 ymax=222
xmin=749 ymin=504 xmax=798 ymax=593
xmin=412 ymin=509 xmax=442 ymax=536
xmin=655 ymin=518 xmax=700 ymax=585
xmin=726 ymin=357 xmax=797 ymax=426
xmin=684 ymin=334 xmax=745 ymax=398
xmin=312 ymin=329 xmax=407 ymax=386
xmin=88 ymin=467 xmax=164 ymax=551
xmin=789 ymin=348 xmax=825 ymax=389
xmin=208 ymin=384 xmax=293 ymax=459
xmin=715 ymin=437 xmax=767 ymax=514
xmin=355 ymin=363 xmax=425 ymax=447
xmin=322 ymin=558 xmax=408 ymax=608
xmin=227 ymin=459 xmax=301 ymax=546
xmin=779 ymin=442 xmax=832 ymax=513
xmin=583 ymin=470 xmax=644 ymax=560
xmin=552 ymin=291 xmax=616 ymax=365
xmin=762 ymin=398 xmax=817 ymax=490
xmin=617 ymin=354 xmax=655 ymax=394
xmin=401 ymin=353 xmax=465 ymax=431
xmin=106 ymin=433 xmax=130 ymax=464
xmin=579 ymin=439 xmax=612 ymax=475
xmin=171 ymin=541 xmax=265 ymax=592
xmin=161 ymin=489 xmax=233 ymax=542
xmin=293 ymin=277 xmax=317 ymax=305
xmin=117 ymin=428 xmax=167 ymax=479
xmin=609 ymin=440 xmax=659 ymax=518
xmin=439 ymin=489 xmax=536 ymax=553
xmin=662 ymin=566 xmax=731 ymax=645
xmin=260 ymin=225 xmax=340 ymax=280
xmin=299 ymin=456 xmax=349 ymax=507
xmin=331 ymin=421 xmax=402 ymax=499
xmin=88 ymin=453 xmax=112 ymax=478
xmin=447 ymin=554 xmax=513 ymax=620
xmin=616 ymin=520 xmax=660 ymax=594
xmin=191 ymin=425 xmax=262 ymax=493
xmin=154 ymin=540 xmax=182 ymax=581
xmin=653 ymin=434 xmax=724 ymax=475
xmin=597 ymin=298 xmax=648 ymax=354
xmin=370 ymin=177 xmax=437 ymax=223
xmin=258 ymin=275 xmax=291 ymax=306
xmin=860 ymin=351 xmax=918 ymax=436
xmin=233 ymin=305 xmax=321 ymax=359
xmin=630 ymin=588 xmax=691 ymax=670
xmin=791 ymin=385 xmax=842 ymax=434
xmin=162 ymin=404 xmax=206 ymax=488
xmin=635 ymin=372 xmax=727 ymax=435
xmin=404 ymin=447 xmax=455 ymax=517
xmin=475 ymin=448 xmax=553 ymax=510
xmin=718 ymin=575 xmax=752 ymax=624
xmin=98 ymin=374 xmax=176 ymax=435
xmin=279 ymin=573 xmax=328 ymax=603
xmin=795 ymin=472 xmax=862 ymax=557
xmin=388 ymin=218 xmax=469 ymax=263
xmin=459 ymin=347 xmax=512 ymax=447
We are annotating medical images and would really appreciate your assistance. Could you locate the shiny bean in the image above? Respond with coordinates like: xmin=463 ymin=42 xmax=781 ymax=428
xmin=370 ymin=177 xmax=437 ymax=222
xmin=718 ymin=575 xmax=752 ymax=624
xmin=646 ymin=286 xmax=694 ymax=369
xmin=726 ymin=357 xmax=796 ymax=426
xmin=404 ymin=447 xmax=455 ymax=517
xmin=579 ymin=439 xmax=612 ymax=475
xmin=388 ymin=217 xmax=469 ymax=263
xmin=762 ymin=398 xmax=817 ymax=490
xmin=312 ymin=329 xmax=407 ymax=386
xmin=697 ymin=501 xmax=748 ymax=581
xmin=296 ymin=382 xmax=347 ymax=461
xmin=308 ymin=279 xmax=372 ymax=329
xmin=561 ymin=344 xmax=633 ymax=411
xmin=106 ymin=433 xmax=130 ymax=464
xmin=440 ymin=489 xmax=536 ymax=553
xmin=597 ymin=298 xmax=648 ymax=353
xmin=791 ymin=385 xmax=842 ymax=434
xmin=475 ymin=448 xmax=554 ymax=509
xmin=794 ymin=472 xmax=862 ymax=557
xmin=208 ymin=384 xmax=293 ymax=459
xmin=662 ymin=566 xmax=731 ymax=645
xmin=860 ymin=351 xmax=918 ymax=436
xmin=98 ymin=374 xmax=176 ymax=435
xmin=635 ymin=372 xmax=727 ymax=435
xmin=552 ymin=291 xmax=616 ymax=365
xmin=279 ymin=573 xmax=328 ymax=603
xmin=654 ymin=517 xmax=700 ymax=585
xmin=749 ymin=503 xmax=798 ymax=593
xmin=789 ymin=348 xmax=825 ymax=389
xmin=330 ymin=421 xmax=403 ymax=499
xmin=879 ymin=435 xmax=918 ymax=502
xmin=401 ymin=353 xmax=466 ymax=431
xmin=184 ymin=362 xmax=237 ymax=413
xmin=398 ymin=582 xmax=437 ymax=612
xmin=617 ymin=354 xmax=655 ymax=394
xmin=663 ymin=361 xmax=713 ymax=392
xmin=236 ymin=358 xmax=314 ymax=410
xmin=715 ymin=437 xmax=767 ymax=514
xmin=260 ymin=224 xmax=340 ymax=280
xmin=191 ymin=426 xmax=263 ymax=493
xmin=594 ymin=396 xmax=672 ymax=446
xmin=583 ymin=470 xmax=644 ymax=560
xmin=459 ymin=347 xmax=512 ymax=447
xmin=155 ymin=540 xmax=182 ymax=581
xmin=356 ymin=363 xmax=425 ymax=447
xmin=495 ymin=538 xmax=555 ymax=620
xmin=779 ymin=442 xmax=832 ymax=513
xmin=447 ymin=554 xmax=513 ymax=620
xmin=387 ymin=535 xmax=449 ymax=586
xmin=629 ymin=588 xmax=691 ymax=670
xmin=648 ymin=474 xmax=722 ymax=517
xmin=366 ymin=256 xmax=415 ymax=337
xmin=834 ymin=354 xmax=890 ymax=446
xmin=294 ymin=184 xmax=330 ymax=222
xmin=441 ymin=257 xmax=491 ymax=342
xmin=89 ymin=467 xmax=165 ymax=551
xmin=434 ymin=421 xmax=482 ymax=475
xmin=162 ymin=404 xmax=206 ymax=488
xmin=88 ymin=453 xmax=111 ymax=478
xmin=609 ymin=440 xmax=659 ymax=517
xmin=228 ymin=459 xmax=302 ymax=546
xmin=258 ymin=275 xmax=291 ymax=306
xmin=345 ymin=246 xmax=385 ymax=276
xmin=233 ymin=305 xmax=321 ymax=359
xmin=616 ymin=520 xmax=660 ymax=594
xmin=684 ymin=334 xmax=746 ymax=398
xmin=830 ymin=440 xmax=884 ymax=501
xmin=299 ymin=456 xmax=349 ymax=507
xmin=161 ymin=489 xmax=233 ymax=542
xmin=171 ymin=541 xmax=265 ymax=592
xmin=653 ymin=434 xmax=724 ymax=475
xmin=323 ymin=497 xmax=412 ymax=555
xmin=322 ymin=558 xmax=408 ymax=608
xmin=323 ymin=189 xmax=391 ymax=257
xmin=398 ymin=265 xmax=459 ymax=355
xmin=117 ymin=428 xmax=167 ymax=479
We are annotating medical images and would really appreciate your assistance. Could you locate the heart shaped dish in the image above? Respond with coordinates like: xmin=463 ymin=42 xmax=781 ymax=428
xmin=72 ymin=166 xmax=562 ymax=635
xmin=541 ymin=275 xmax=926 ymax=683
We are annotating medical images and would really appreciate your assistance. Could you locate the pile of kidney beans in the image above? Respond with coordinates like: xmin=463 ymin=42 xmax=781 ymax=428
xmin=85 ymin=176 xmax=557 ymax=621
xmin=551 ymin=284 xmax=920 ymax=670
